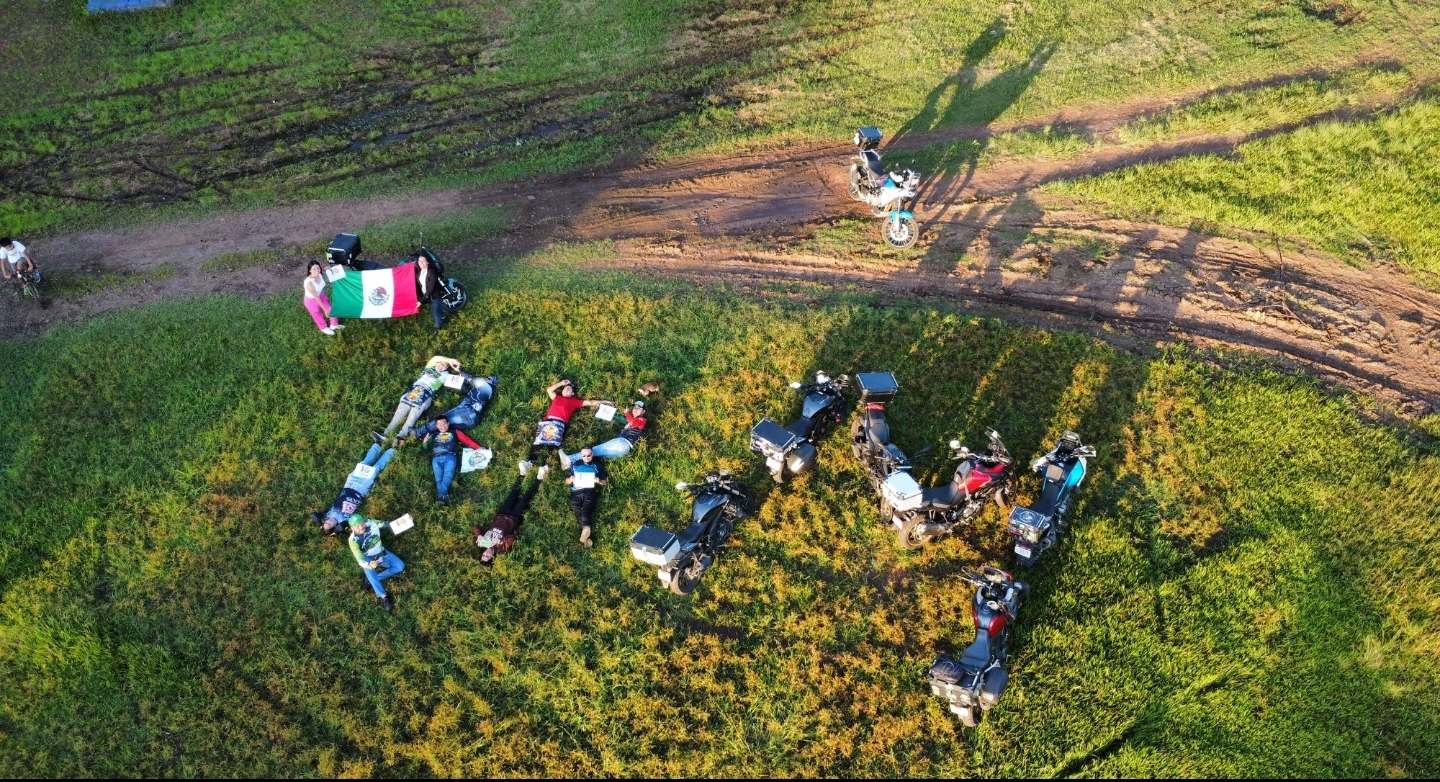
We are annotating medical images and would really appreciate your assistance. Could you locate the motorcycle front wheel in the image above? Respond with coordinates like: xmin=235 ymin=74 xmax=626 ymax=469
xmin=882 ymin=214 xmax=919 ymax=249
xmin=668 ymin=554 xmax=704 ymax=595
xmin=440 ymin=280 xmax=469 ymax=314
xmin=897 ymin=514 xmax=933 ymax=550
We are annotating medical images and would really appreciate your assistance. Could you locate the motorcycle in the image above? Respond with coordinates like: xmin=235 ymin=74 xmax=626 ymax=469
xmin=1006 ymin=431 xmax=1096 ymax=568
xmin=881 ymin=430 xmax=1015 ymax=550
xmin=325 ymin=231 xmax=470 ymax=315
xmin=847 ymin=126 xmax=921 ymax=249
xmin=849 ymin=371 xmax=908 ymax=492
xmin=927 ymin=566 xmax=1028 ymax=728
xmin=629 ymin=470 xmax=755 ymax=595
xmin=750 ymin=371 xmax=848 ymax=483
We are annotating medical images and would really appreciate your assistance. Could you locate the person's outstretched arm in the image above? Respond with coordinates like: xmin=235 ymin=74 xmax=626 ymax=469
xmin=582 ymin=399 xmax=614 ymax=409
xmin=456 ymin=430 xmax=483 ymax=450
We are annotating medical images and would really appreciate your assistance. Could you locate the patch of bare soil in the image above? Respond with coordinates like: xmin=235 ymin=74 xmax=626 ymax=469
xmin=4 ymin=74 xmax=1435 ymax=416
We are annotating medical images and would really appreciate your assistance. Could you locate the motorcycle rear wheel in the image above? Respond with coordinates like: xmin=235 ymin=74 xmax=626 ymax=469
xmin=882 ymin=214 xmax=919 ymax=249
xmin=956 ymin=703 xmax=980 ymax=728
xmin=669 ymin=554 xmax=704 ymax=595
xmin=897 ymin=514 xmax=933 ymax=550
xmin=847 ymin=168 xmax=864 ymax=201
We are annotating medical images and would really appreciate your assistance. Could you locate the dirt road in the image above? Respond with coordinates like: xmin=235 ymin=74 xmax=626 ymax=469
xmin=4 ymin=88 xmax=1436 ymax=414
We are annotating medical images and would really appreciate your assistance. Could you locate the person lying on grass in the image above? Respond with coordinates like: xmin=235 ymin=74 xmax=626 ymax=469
xmin=434 ymin=372 xmax=497 ymax=431
xmin=373 ymin=355 xmax=461 ymax=446
xmin=310 ymin=443 xmax=396 ymax=536
xmin=560 ymin=400 xmax=647 ymax=468
xmin=564 ymin=447 xmax=609 ymax=549
xmin=349 ymin=516 xmax=406 ymax=612
xmin=414 ymin=416 xmax=484 ymax=505
xmin=522 ymin=379 xmax=611 ymax=471
xmin=475 ymin=462 xmax=548 ymax=566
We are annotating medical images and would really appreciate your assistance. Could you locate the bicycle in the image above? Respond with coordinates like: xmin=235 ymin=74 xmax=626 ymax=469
xmin=7 ymin=269 xmax=43 ymax=308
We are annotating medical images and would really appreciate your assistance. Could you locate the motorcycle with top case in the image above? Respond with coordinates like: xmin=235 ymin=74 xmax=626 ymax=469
xmin=1007 ymin=431 xmax=1096 ymax=568
xmin=881 ymin=429 xmax=1015 ymax=550
xmin=847 ymin=126 xmax=921 ymax=249
xmin=927 ymin=566 xmax=1028 ymax=728
xmin=750 ymin=371 xmax=848 ymax=484
xmin=629 ymin=471 xmax=755 ymax=595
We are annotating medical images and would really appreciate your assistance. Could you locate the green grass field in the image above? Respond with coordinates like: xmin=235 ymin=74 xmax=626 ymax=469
xmin=3 ymin=0 xmax=1438 ymax=242
xmin=0 ymin=256 xmax=1435 ymax=776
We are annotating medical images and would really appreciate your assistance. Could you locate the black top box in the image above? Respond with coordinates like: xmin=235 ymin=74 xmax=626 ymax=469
xmin=854 ymin=126 xmax=883 ymax=150
xmin=856 ymin=371 xmax=899 ymax=404
xmin=630 ymin=524 xmax=678 ymax=556
xmin=327 ymin=233 xmax=361 ymax=265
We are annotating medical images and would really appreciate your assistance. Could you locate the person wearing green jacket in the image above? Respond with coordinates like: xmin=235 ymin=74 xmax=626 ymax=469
xmin=373 ymin=355 xmax=462 ymax=446
xmin=348 ymin=516 xmax=406 ymax=612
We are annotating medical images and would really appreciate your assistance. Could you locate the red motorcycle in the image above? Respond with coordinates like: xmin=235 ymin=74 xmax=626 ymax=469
xmin=880 ymin=429 xmax=1014 ymax=549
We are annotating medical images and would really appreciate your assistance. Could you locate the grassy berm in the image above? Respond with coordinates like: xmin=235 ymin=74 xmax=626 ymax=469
xmin=0 ymin=257 xmax=1436 ymax=776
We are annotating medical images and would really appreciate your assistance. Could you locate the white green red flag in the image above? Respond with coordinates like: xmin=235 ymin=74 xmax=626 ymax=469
xmin=329 ymin=264 xmax=420 ymax=319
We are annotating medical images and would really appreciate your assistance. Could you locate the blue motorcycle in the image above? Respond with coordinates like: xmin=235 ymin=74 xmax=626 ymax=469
xmin=1006 ymin=432 xmax=1097 ymax=568
xmin=847 ymin=127 xmax=920 ymax=249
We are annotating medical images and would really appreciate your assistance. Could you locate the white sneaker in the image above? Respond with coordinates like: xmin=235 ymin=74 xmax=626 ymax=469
xmin=333 ymin=324 xmax=346 ymax=330
xmin=518 ymin=460 xmax=532 ymax=476
xmin=321 ymin=328 xmax=336 ymax=336
xmin=536 ymin=465 xmax=549 ymax=481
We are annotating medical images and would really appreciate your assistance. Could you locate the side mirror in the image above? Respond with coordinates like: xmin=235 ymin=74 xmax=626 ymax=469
xmin=949 ymin=439 xmax=962 ymax=450
xmin=675 ymin=482 xmax=689 ymax=491
xmin=789 ymin=381 xmax=803 ymax=390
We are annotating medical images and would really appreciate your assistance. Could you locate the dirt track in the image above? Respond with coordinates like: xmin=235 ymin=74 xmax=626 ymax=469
xmin=4 ymin=89 xmax=1437 ymax=414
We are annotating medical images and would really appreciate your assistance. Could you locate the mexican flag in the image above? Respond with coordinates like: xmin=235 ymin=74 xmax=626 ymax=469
xmin=329 ymin=264 xmax=420 ymax=319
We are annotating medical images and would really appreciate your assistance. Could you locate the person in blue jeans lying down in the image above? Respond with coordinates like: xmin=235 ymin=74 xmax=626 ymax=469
xmin=310 ymin=443 xmax=396 ymax=536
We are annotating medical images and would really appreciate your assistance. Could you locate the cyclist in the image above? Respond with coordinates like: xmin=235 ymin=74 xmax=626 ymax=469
xmin=1 ymin=237 xmax=39 ymax=285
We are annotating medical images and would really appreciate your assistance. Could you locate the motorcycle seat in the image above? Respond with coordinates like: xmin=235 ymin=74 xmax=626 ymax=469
xmin=786 ymin=417 xmax=816 ymax=439
xmin=920 ymin=481 xmax=962 ymax=509
xmin=861 ymin=150 xmax=886 ymax=186
xmin=865 ymin=410 xmax=890 ymax=450
xmin=960 ymin=633 xmax=992 ymax=668
xmin=676 ymin=520 xmax=709 ymax=545
xmin=1029 ymin=476 xmax=1065 ymax=518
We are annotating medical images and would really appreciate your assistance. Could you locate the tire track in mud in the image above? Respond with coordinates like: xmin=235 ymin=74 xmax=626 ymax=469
xmin=5 ymin=79 xmax=1437 ymax=415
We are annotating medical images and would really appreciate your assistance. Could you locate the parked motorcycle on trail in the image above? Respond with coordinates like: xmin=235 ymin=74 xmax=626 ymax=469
xmin=927 ymin=566 xmax=1028 ymax=728
xmin=325 ymin=231 xmax=470 ymax=315
xmin=750 ymin=371 xmax=848 ymax=484
xmin=847 ymin=126 xmax=921 ymax=249
xmin=881 ymin=429 xmax=1015 ymax=550
xmin=849 ymin=371 xmax=908 ymax=492
xmin=629 ymin=471 xmax=755 ymax=595
xmin=1006 ymin=431 xmax=1096 ymax=568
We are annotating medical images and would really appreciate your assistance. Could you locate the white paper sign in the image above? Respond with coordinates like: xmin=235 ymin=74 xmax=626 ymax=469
xmin=353 ymin=462 xmax=377 ymax=480
xmin=390 ymin=513 xmax=415 ymax=534
xmin=325 ymin=265 xmax=347 ymax=282
xmin=442 ymin=372 xmax=465 ymax=390
xmin=461 ymin=447 xmax=493 ymax=473
xmin=594 ymin=403 xmax=616 ymax=422
xmin=572 ymin=470 xmax=597 ymax=489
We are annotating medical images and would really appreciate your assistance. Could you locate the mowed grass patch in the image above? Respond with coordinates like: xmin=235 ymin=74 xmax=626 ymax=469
xmin=1048 ymin=97 xmax=1440 ymax=276
xmin=0 ymin=264 xmax=1436 ymax=775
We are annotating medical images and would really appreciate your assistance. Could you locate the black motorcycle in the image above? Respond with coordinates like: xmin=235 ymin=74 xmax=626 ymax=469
xmin=1006 ymin=431 xmax=1097 ymax=568
xmin=325 ymin=231 xmax=470 ymax=315
xmin=850 ymin=371 xmax=907 ymax=493
xmin=927 ymin=566 xmax=1028 ymax=728
xmin=750 ymin=371 xmax=848 ymax=483
xmin=629 ymin=470 xmax=755 ymax=595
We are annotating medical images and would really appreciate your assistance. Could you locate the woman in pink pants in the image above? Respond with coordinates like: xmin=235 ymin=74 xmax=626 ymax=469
xmin=303 ymin=260 xmax=345 ymax=335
